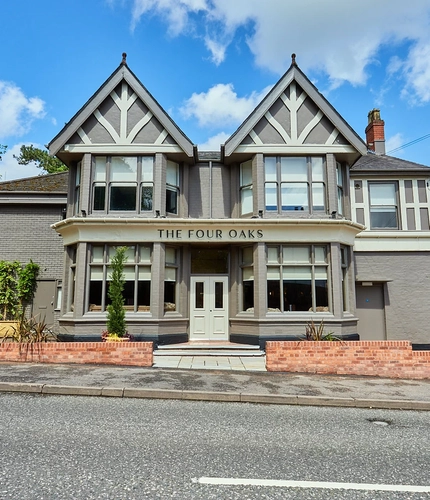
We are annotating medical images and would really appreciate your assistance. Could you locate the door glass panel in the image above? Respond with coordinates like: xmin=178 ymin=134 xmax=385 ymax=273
xmin=195 ymin=281 xmax=204 ymax=308
xmin=214 ymin=282 xmax=223 ymax=309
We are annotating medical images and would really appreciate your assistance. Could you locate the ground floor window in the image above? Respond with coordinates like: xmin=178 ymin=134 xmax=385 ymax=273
xmin=88 ymin=244 xmax=152 ymax=312
xmin=267 ymin=245 xmax=329 ymax=312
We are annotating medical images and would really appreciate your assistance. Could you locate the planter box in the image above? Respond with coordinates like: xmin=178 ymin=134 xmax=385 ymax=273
xmin=0 ymin=341 xmax=153 ymax=367
xmin=265 ymin=340 xmax=430 ymax=380
xmin=0 ymin=321 xmax=18 ymax=338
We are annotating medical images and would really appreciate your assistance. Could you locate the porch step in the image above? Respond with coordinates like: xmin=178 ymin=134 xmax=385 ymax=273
xmin=155 ymin=343 xmax=265 ymax=357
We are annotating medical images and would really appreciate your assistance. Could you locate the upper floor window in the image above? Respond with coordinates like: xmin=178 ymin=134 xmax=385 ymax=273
xmin=369 ymin=182 xmax=398 ymax=229
xmin=264 ymin=156 xmax=325 ymax=213
xmin=336 ymin=162 xmax=344 ymax=216
xmin=166 ymin=160 xmax=179 ymax=214
xmin=240 ymin=160 xmax=253 ymax=215
xmin=74 ymin=162 xmax=81 ymax=216
xmin=92 ymin=156 xmax=154 ymax=213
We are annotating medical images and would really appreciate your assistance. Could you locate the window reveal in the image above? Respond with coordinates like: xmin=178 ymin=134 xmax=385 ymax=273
xmin=264 ymin=157 xmax=326 ymax=213
xmin=88 ymin=244 xmax=152 ymax=312
xmin=267 ymin=245 xmax=329 ymax=312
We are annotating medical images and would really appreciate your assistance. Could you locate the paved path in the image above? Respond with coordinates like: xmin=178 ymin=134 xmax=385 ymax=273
xmin=153 ymin=354 xmax=266 ymax=371
xmin=0 ymin=361 xmax=429 ymax=410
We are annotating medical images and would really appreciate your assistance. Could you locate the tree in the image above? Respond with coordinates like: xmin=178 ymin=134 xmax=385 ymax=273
xmin=106 ymin=247 xmax=128 ymax=338
xmin=0 ymin=144 xmax=6 ymax=162
xmin=14 ymin=145 xmax=67 ymax=174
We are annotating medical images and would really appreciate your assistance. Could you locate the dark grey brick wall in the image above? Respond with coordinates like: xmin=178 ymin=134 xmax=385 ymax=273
xmin=0 ymin=204 xmax=64 ymax=281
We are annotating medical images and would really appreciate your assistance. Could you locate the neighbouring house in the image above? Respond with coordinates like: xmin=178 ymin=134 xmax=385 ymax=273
xmin=37 ymin=53 xmax=430 ymax=346
xmin=0 ymin=172 xmax=68 ymax=328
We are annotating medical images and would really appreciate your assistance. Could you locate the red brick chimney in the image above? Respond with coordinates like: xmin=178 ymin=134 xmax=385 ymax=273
xmin=365 ymin=109 xmax=385 ymax=155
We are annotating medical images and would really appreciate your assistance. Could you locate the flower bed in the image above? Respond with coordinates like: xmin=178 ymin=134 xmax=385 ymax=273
xmin=0 ymin=341 xmax=153 ymax=367
xmin=265 ymin=340 xmax=430 ymax=379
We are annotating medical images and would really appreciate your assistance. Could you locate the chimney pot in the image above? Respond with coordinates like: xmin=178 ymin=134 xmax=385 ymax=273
xmin=365 ymin=108 xmax=385 ymax=155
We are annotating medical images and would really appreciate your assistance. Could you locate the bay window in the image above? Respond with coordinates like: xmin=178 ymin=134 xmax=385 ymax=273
xmin=267 ymin=245 xmax=329 ymax=312
xmin=265 ymin=156 xmax=326 ymax=213
xmin=92 ymin=156 xmax=154 ymax=213
xmin=88 ymin=244 xmax=152 ymax=312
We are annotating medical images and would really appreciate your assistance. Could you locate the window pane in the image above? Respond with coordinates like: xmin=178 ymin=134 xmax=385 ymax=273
xmin=314 ymin=246 xmax=327 ymax=263
xmin=267 ymin=280 xmax=280 ymax=310
xmin=94 ymin=157 xmax=106 ymax=181
xmin=165 ymin=268 xmax=176 ymax=281
xmin=166 ymin=187 xmax=178 ymax=214
xmin=195 ymin=282 xmax=204 ymax=308
xmin=283 ymin=279 xmax=312 ymax=311
xmin=88 ymin=281 xmax=102 ymax=308
xmin=138 ymin=266 xmax=151 ymax=280
xmin=265 ymin=157 xmax=277 ymax=181
xmin=167 ymin=161 xmax=179 ymax=185
xmin=312 ymin=182 xmax=325 ymax=211
xmin=243 ymin=281 xmax=254 ymax=311
xmin=139 ymin=246 xmax=151 ymax=262
xmin=283 ymin=246 xmax=310 ymax=263
xmin=164 ymin=281 xmax=176 ymax=308
xmin=267 ymin=267 xmax=281 ymax=279
xmin=90 ymin=266 xmax=104 ymax=280
xmin=283 ymin=267 xmax=312 ymax=280
xmin=281 ymin=157 xmax=307 ymax=181
xmin=315 ymin=280 xmax=328 ymax=308
xmin=267 ymin=247 xmax=279 ymax=264
xmin=110 ymin=185 xmax=136 ymax=211
xmin=265 ymin=183 xmax=277 ymax=210
xmin=312 ymin=157 xmax=324 ymax=181
xmin=123 ymin=281 xmax=135 ymax=307
xmin=370 ymin=208 xmax=398 ymax=228
xmin=314 ymin=266 xmax=327 ymax=280
xmin=165 ymin=247 xmax=176 ymax=265
xmin=240 ymin=161 xmax=252 ymax=186
xmin=190 ymin=248 xmax=228 ymax=274
xmin=281 ymin=183 xmax=308 ymax=210
xmin=124 ymin=246 xmax=135 ymax=261
xmin=123 ymin=267 xmax=135 ymax=280
xmin=369 ymin=183 xmax=396 ymax=205
xmin=241 ymin=186 xmax=253 ymax=214
xmin=242 ymin=247 xmax=253 ymax=265
xmin=141 ymin=184 xmax=153 ymax=211
xmin=214 ymin=282 xmax=223 ymax=309
xmin=110 ymin=157 xmax=137 ymax=181
xmin=137 ymin=281 xmax=151 ymax=308
xmin=93 ymin=184 xmax=106 ymax=210
xmin=243 ymin=267 xmax=254 ymax=280
xmin=336 ymin=163 xmax=343 ymax=186
xmin=92 ymin=246 xmax=104 ymax=263
xmin=141 ymin=157 xmax=154 ymax=181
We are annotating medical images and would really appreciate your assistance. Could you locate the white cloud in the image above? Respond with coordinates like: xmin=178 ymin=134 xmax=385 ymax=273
xmin=130 ymin=0 xmax=430 ymax=102
xmin=0 ymin=82 xmax=46 ymax=139
xmin=180 ymin=83 xmax=272 ymax=128
xmin=198 ymin=131 xmax=230 ymax=150
xmin=0 ymin=143 xmax=42 ymax=181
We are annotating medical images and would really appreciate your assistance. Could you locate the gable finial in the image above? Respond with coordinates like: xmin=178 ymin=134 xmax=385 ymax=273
xmin=121 ymin=52 xmax=127 ymax=65
xmin=291 ymin=53 xmax=297 ymax=66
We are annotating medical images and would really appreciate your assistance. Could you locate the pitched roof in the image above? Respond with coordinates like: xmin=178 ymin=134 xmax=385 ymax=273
xmin=48 ymin=58 xmax=195 ymax=159
xmin=0 ymin=172 xmax=68 ymax=192
xmin=351 ymin=154 xmax=430 ymax=173
xmin=223 ymin=58 xmax=367 ymax=158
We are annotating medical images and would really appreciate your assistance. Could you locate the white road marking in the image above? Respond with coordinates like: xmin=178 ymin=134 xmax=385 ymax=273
xmin=192 ymin=477 xmax=430 ymax=493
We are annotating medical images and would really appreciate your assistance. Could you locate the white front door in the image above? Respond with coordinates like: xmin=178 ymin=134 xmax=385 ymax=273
xmin=190 ymin=276 xmax=229 ymax=341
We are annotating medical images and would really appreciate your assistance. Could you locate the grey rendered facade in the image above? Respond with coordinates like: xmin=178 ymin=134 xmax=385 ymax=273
xmin=38 ymin=54 xmax=430 ymax=346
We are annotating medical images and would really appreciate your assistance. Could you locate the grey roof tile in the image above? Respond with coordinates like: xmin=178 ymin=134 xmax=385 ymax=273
xmin=0 ymin=172 xmax=69 ymax=192
xmin=351 ymin=154 xmax=430 ymax=172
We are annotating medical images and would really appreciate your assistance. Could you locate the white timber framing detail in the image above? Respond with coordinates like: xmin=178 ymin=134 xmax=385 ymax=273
xmin=326 ymin=128 xmax=341 ymax=145
xmin=298 ymin=110 xmax=324 ymax=143
xmin=249 ymin=130 xmax=263 ymax=145
xmin=94 ymin=109 xmax=120 ymax=143
xmin=77 ymin=128 xmax=91 ymax=145
xmin=155 ymin=129 xmax=169 ymax=145
xmin=264 ymin=111 xmax=291 ymax=144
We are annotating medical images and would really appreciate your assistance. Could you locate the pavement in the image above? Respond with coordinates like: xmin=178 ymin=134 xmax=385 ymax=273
xmin=0 ymin=360 xmax=429 ymax=410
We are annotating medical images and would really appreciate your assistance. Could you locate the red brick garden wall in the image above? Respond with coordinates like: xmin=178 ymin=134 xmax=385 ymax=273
xmin=266 ymin=341 xmax=430 ymax=379
xmin=0 ymin=342 xmax=153 ymax=367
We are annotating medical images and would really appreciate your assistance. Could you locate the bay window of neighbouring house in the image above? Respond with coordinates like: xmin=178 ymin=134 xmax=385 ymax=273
xmin=164 ymin=247 xmax=178 ymax=312
xmin=92 ymin=156 xmax=154 ymax=213
xmin=264 ymin=157 xmax=326 ymax=213
xmin=241 ymin=246 xmax=254 ymax=311
xmin=369 ymin=182 xmax=398 ymax=229
xmin=240 ymin=160 xmax=253 ymax=215
xmin=88 ymin=244 xmax=152 ymax=312
xmin=166 ymin=160 xmax=179 ymax=214
xmin=267 ymin=245 xmax=329 ymax=312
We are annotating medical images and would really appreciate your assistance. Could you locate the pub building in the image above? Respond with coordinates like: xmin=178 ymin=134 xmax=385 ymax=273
xmin=49 ymin=53 xmax=430 ymax=347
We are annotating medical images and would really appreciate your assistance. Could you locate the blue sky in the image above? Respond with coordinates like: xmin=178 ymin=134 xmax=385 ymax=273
xmin=1 ymin=0 xmax=430 ymax=180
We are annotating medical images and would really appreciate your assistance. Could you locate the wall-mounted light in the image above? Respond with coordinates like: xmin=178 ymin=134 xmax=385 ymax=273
xmin=331 ymin=211 xmax=337 ymax=219
xmin=81 ymin=210 xmax=87 ymax=217
xmin=155 ymin=210 xmax=160 ymax=218
xmin=258 ymin=210 xmax=263 ymax=218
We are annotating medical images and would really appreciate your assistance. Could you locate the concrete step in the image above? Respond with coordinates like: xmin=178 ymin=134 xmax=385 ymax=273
xmin=155 ymin=343 xmax=265 ymax=357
